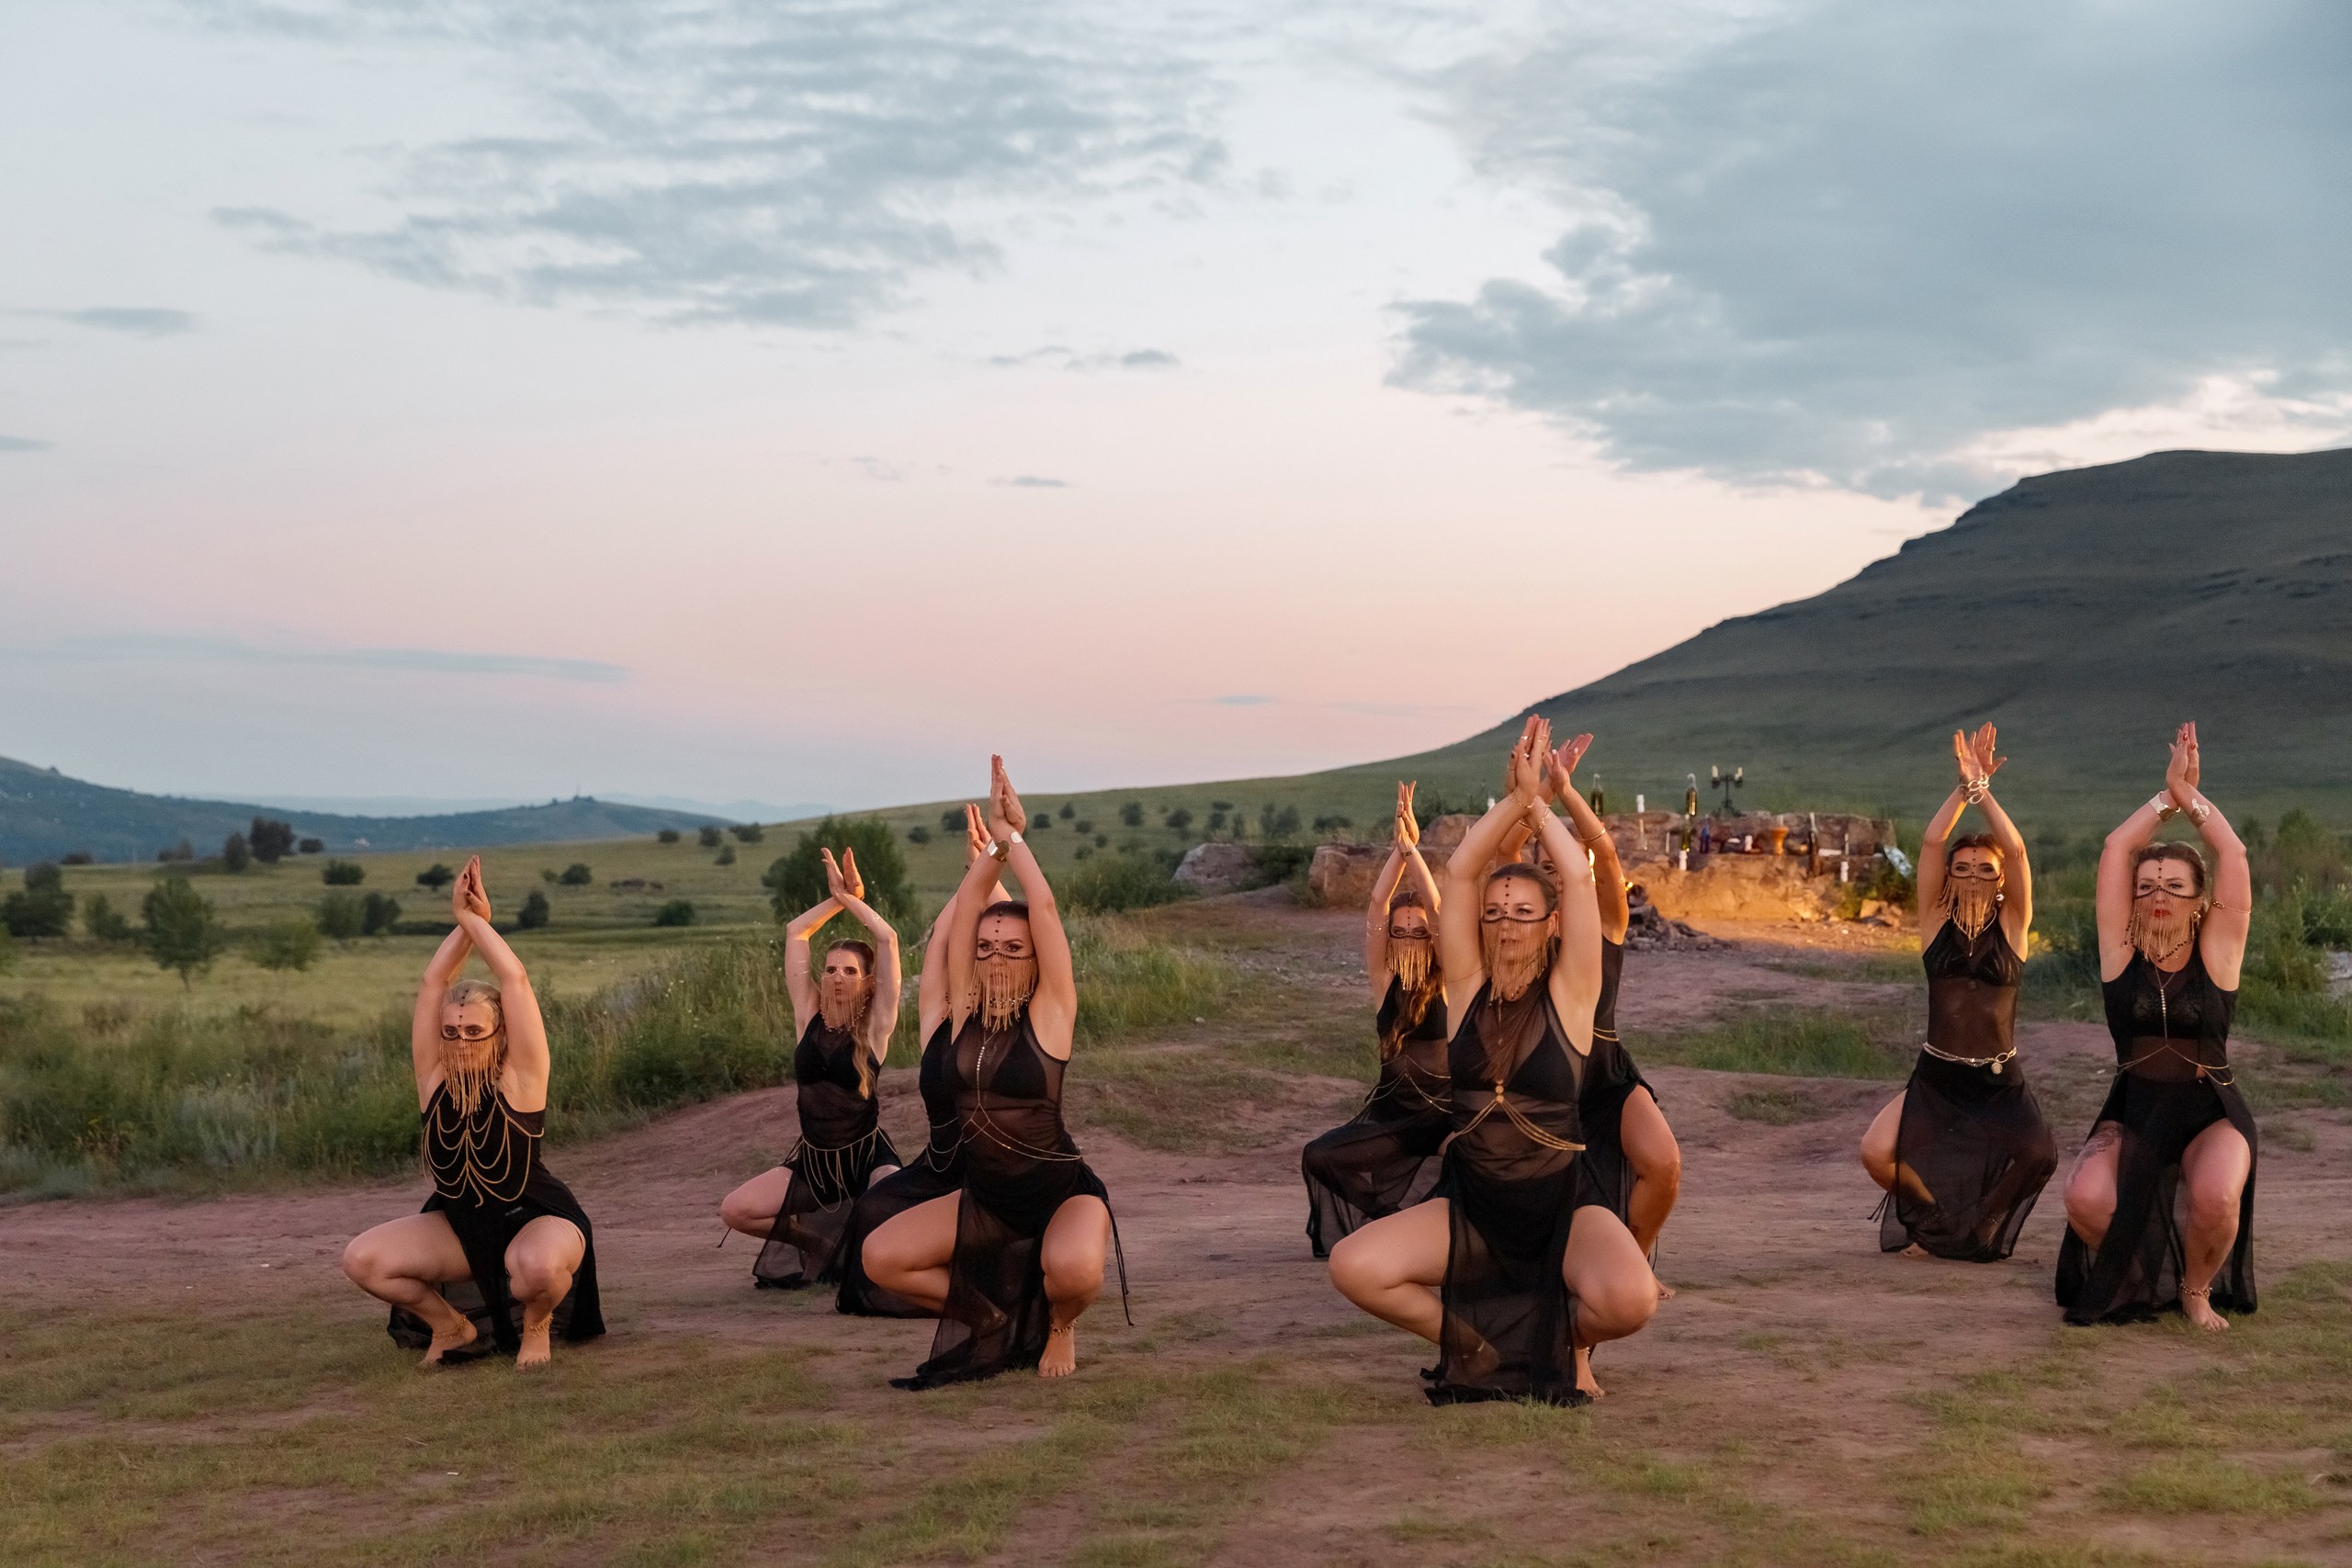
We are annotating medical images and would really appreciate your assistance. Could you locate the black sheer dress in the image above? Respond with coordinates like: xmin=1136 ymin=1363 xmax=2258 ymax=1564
xmin=1879 ymin=919 xmax=2057 ymax=1260
xmin=1300 ymin=976 xmax=1450 ymax=1257
xmin=1578 ymin=940 xmax=1660 ymax=1224
xmin=838 ymin=1019 xmax=966 ymax=1317
xmin=1425 ymin=981 xmax=1600 ymax=1407
xmin=2056 ymin=951 xmax=2256 ymax=1324
xmin=893 ymin=1010 xmax=1128 ymax=1389
xmin=387 ymin=1084 xmax=605 ymax=1360
xmin=752 ymin=1018 xmax=904 ymax=1289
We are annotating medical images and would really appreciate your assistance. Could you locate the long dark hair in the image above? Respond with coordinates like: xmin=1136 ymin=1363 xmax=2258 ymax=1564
xmin=1382 ymin=889 xmax=1441 ymax=1051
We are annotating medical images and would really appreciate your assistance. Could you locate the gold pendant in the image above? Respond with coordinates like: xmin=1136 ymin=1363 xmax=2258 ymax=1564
xmin=1992 ymin=1059 xmax=2003 ymax=1075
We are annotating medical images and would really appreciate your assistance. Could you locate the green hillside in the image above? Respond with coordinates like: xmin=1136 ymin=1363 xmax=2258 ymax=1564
xmin=0 ymin=755 xmax=720 ymax=866
xmin=1313 ymin=447 xmax=2352 ymax=829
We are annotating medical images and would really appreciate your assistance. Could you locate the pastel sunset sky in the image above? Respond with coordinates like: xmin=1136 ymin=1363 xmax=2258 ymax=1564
xmin=5 ymin=1 xmax=2344 ymax=815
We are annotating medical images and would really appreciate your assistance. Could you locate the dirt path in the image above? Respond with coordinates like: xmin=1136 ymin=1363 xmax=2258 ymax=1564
xmin=9 ymin=901 xmax=2352 ymax=1565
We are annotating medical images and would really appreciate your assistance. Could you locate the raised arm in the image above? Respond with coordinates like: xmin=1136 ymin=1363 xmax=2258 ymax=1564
xmin=410 ymin=921 xmax=477 ymax=1105
xmin=1437 ymin=716 xmax=1553 ymax=999
xmin=1363 ymin=844 xmax=1408 ymax=994
xmin=2170 ymin=722 xmax=2252 ymax=988
xmin=989 ymin=758 xmax=1078 ymax=1059
xmin=1550 ymin=732 xmax=1627 ymax=942
xmin=448 ymin=857 xmax=552 ymax=1112
xmin=1531 ymin=769 xmax=1603 ymax=1049
xmin=920 ymin=804 xmax=1005 ymax=1037
xmin=782 ymin=881 xmax=844 ymax=1039
xmin=1964 ymin=726 xmax=2032 ymax=953
xmin=1917 ymin=730 xmax=1977 ymax=940
xmin=825 ymin=847 xmax=903 ymax=1062
xmin=2098 ymin=743 xmax=2181 ymax=983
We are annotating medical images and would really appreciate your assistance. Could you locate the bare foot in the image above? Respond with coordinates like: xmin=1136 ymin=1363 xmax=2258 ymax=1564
xmin=1574 ymin=1346 xmax=1607 ymax=1399
xmin=1446 ymin=1330 xmax=1502 ymax=1384
xmin=2182 ymin=1291 xmax=2230 ymax=1333
xmin=1900 ymin=1244 xmax=1930 ymax=1259
xmin=1654 ymin=1278 xmax=1677 ymax=1301
xmin=1038 ymin=1323 xmax=1078 ymax=1379
xmin=515 ymin=1315 xmax=553 ymax=1369
xmin=421 ymin=1314 xmax=477 ymax=1368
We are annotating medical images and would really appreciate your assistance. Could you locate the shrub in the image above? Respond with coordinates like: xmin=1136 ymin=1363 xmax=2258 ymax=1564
xmin=3 ymin=863 xmax=74 ymax=939
xmin=361 ymin=893 xmax=401 ymax=936
xmin=715 ymin=843 xmax=737 ymax=867
xmin=1251 ymin=842 xmax=1313 ymax=885
xmin=317 ymin=893 xmax=365 ymax=940
xmin=518 ymin=890 xmax=551 ymax=930
xmin=657 ymin=828 xmax=681 ymax=844
xmin=416 ymin=863 xmax=456 ymax=890
xmin=699 ymin=825 xmax=724 ymax=849
xmin=1030 ymin=816 xmax=1051 ymax=831
xmin=1094 ymin=832 xmax=1108 ymax=848
xmin=1165 ymin=808 xmax=1194 ymax=834
xmin=1058 ymin=802 xmax=1075 ymax=819
xmin=940 ymin=809 xmax=964 ymax=832
xmin=1074 ymin=818 xmax=1095 ymax=835
xmin=0 ymin=926 xmax=13 ymax=973
xmin=322 ymin=860 xmax=365 ymax=886
xmin=763 ymin=817 xmax=914 ymax=922
xmin=1258 ymin=803 xmax=1301 ymax=840
xmin=1313 ymin=814 xmax=1352 ymax=834
xmin=908 ymin=825 xmax=933 ymax=845
xmin=248 ymin=918 xmax=323 ymax=972
xmin=558 ymin=863 xmax=594 ymax=886
xmin=248 ymin=817 xmax=297 ymax=864
xmin=297 ymin=837 xmax=324 ymax=855
xmin=1207 ymin=808 xmax=1227 ymax=832
xmin=1066 ymin=851 xmax=1189 ymax=914
xmin=730 ymin=823 xmax=764 ymax=844
xmin=1211 ymin=800 xmax=1233 ymax=812
xmin=1119 ymin=802 xmax=1145 ymax=828
xmin=84 ymin=894 xmax=135 ymax=944
xmin=142 ymin=878 xmax=226 ymax=987
xmin=652 ymin=899 xmax=697 ymax=928
xmin=61 ymin=851 xmax=93 ymax=866
xmin=220 ymin=833 xmax=252 ymax=874
xmin=156 ymin=840 xmax=195 ymax=863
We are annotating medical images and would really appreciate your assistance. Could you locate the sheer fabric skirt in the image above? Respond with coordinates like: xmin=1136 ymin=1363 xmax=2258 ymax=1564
xmin=893 ymin=1133 xmax=1126 ymax=1390
xmin=1424 ymin=1146 xmax=1603 ymax=1407
xmin=836 ymin=1150 xmax=963 ymax=1317
xmin=1301 ymin=1069 xmax=1448 ymax=1258
xmin=2056 ymin=1073 xmax=2257 ymax=1324
xmin=752 ymin=1119 xmax=906 ymax=1289
xmin=1881 ymin=1051 xmax=2057 ymax=1261
xmin=1578 ymin=1037 xmax=1658 ymax=1226
xmin=387 ymin=1172 xmax=605 ymax=1361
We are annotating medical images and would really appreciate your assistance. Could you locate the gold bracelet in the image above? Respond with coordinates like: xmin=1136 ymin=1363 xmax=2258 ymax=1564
xmin=2149 ymin=792 xmax=2179 ymax=823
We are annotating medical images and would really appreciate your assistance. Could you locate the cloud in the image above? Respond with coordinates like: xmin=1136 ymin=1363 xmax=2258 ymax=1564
xmin=0 ymin=435 xmax=52 ymax=453
xmin=1118 ymin=348 xmax=1180 ymax=370
xmin=986 ymin=344 xmax=1182 ymax=371
xmin=197 ymin=1 xmax=1227 ymax=329
xmin=1210 ymin=694 xmax=1273 ymax=706
xmin=996 ymin=474 xmax=1069 ymax=488
xmin=52 ymin=307 xmax=200 ymax=337
xmin=1391 ymin=0 xmax=2352 ymax=499
xmin=1 ymin=633 xmax=626 ymax=683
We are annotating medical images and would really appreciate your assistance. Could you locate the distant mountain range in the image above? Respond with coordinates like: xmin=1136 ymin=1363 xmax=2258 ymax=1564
xmin=1343 ymin=447 xmax=2352 ymax=824
xmin=0 ymin=756 xmax=724 ymax=866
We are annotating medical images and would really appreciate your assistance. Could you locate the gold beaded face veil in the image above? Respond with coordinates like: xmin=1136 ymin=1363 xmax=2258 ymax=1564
xmin=974 ymin=912 xmax=1038 ymax=1033
xmin=1479 ymin=870 xmax=1556 ymax=1003
xmin=2128 ymin=845 xmax=2207 ymax=965
xmin=438 ymin=981 xmax=506 ymax=1117
xmin=1944 ymin=850 xmax=2003 ymax=942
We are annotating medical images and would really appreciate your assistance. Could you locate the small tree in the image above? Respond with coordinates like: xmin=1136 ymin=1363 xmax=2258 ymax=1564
xmin=249 ymin=817 xmax=298 ymax=864
xmin=940 ymin=809 xmax=964 ymax=833
xmin=559 ymin=863 xmax=594 ymax=886
xmin=1058 ymin=802 xmax=1076 ymax=819
xmin=518 ymin=890 xmax=551 ymax=930
xmin=730 ymin=823 xmax=764 ymax=844
xmin=322 ymin=860 xmax=365 ymax=886
xmin=84 ymin=893 xmax=135 ymax=943
xmin=297 ymin=837 xmax=324 ymax=855
xmin=1312 ymin=813 xmax=1352 ymax=834
xmin=652 ymin=898 xmax=698 ymax=927
xmin=157 ymin=839 xmax=196 ymax=863
xmin=763 ymin=816 xmax=914 ymax=922
xmin=907 ymin=824 xmax=933 ymax=845
xmin=60 ymin=851 xmax=93 ymax=865
xmin=318 ymin=893 xmax=365 ymax=940
xmin=248 ymin=917 xmax=322 ymax=971
xmin=3 ymin=863 xmax=75 ymax=939
xmin=1119 ymin=802 xmax=1145 ymax=828
xmin=1165 ymin=807 xmax=1194 ymax=834
xmin=143 ymin=877 xmax=226 ymax=987
xmin=657 ymin=829 xmax=681 ymax=845
xmin=698 ymin=825 xmax=724 ymax=849
xmin=220 ymin=833 xmax=252 ymax=873
xmin=1259 ymin=803 xmax=1300 ymax=840
xmin=416 ymin=863 xmax=456 ymax=890
xmin=361 ymin=893 xmax=402 ymax=936
xmin=715 ymin=843 xmax=737 ymax=866
xmin=1073 ymin=818 xmax=1095 ymax=835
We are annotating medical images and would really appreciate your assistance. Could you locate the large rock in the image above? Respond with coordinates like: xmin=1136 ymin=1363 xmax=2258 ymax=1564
xmin=1306 ymin=844 xmax=1386 ymax=908
xmin=1172 ymin=841 xmax=1260 ymax=896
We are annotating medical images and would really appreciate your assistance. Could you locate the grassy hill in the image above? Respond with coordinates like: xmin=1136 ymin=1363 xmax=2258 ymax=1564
xmin=0 ymin=755 xmax=722 ymax=866
xmin=1304 ymin=447 xmax=2352 ymax=829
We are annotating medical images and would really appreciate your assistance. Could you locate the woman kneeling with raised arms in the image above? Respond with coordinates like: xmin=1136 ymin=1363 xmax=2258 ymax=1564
xmin=1329 ymin=717 xmax=1658 ymax=1404
xmin=1861 ymin=724 xmax=2057 ymax=1260
xmin=2059 ymin=722 xmax=2256 ymax=1329
xmin=864 ymin=757 xmax=1126 ymax=1384
xmin=344 ymin=857 xmax=604 ymax=1367
xmin=718 ymin=845 xmax=904 ymax=1289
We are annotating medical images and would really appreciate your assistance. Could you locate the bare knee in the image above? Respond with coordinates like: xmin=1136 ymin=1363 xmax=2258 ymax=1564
xmin=1044 ymin=1247 xmax=1105 ymax=1303
xmin=2063 ymin=1170 xmax=2113 ymax=1235
xmin=507 ymin=1258 xmax=570 ymax=1304
xmin=340 ymin=1235 xmax=382 ymax=1288
xmin=1581 ymin=1272 xmax=1659 ymax=1337
xmin=1327 ymin=1234 xmax=1385 ymax=1303
xmin=2186 ymin=1179 xmax=2239 ymax=1235
xmin=718 ymin=1192 xmax=768 ymax=1232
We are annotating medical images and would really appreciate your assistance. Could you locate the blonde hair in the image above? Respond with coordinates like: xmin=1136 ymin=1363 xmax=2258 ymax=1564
xmin=443 ymin=977 xmax=505 ymax=1024
xmin=438 ymin=979 xmax=506 ymax=1115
